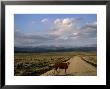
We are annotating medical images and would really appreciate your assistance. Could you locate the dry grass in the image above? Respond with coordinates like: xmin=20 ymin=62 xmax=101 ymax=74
xmin=14 ymin=51 xmax=97 ymax=76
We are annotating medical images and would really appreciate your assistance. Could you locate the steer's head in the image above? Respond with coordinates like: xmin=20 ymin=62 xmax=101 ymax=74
xmin=67 ymin=62 xmax=70 ymax=65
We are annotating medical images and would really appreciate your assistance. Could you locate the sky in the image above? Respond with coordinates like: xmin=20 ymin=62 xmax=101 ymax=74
xmin=14 ymin=14 xmax=97 ymax=47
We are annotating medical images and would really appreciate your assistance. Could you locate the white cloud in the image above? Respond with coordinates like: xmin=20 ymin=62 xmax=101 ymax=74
xmin=49 ymin=28 xmax=70 ymax=37
xmin=41 ymin=18 xmax=48 ymax=23
xmin=62 ymin=18 xmax=73 ymax=27
xmin=83 ymin=21 xmax=97 ymax=32
xmin=15 ymin=17 xmax=97 ymax=47
xmin=54 ymin=18 xmax=62 ymax=25
xmin=72 ymin=32 xmax=80 ymax=36
xmin=50 ymin=18 xmax=76 ymax=37
xmin=54 ymin=18 xmax=74 ymax=28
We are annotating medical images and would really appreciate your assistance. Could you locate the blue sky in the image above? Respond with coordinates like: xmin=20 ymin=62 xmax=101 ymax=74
xmin=14 ymin=14 xmax=97 ymax=47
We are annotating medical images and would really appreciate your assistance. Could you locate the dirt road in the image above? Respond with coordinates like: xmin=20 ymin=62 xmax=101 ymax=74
xmin=41 ymin=56 xmax=97 ymax=76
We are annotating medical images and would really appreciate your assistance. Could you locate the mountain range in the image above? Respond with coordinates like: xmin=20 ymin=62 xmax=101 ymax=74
xmin=14 ymin=45 xmax=97 ymax=53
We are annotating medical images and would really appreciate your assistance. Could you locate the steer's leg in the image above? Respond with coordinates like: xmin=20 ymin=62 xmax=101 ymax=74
xmin=65 ymin=69 xmax=67 ymax=74
xmin=54 ymin=68 xmax=58 ymax=75
xmin=54 ymin=69 xmax=56 ymax=75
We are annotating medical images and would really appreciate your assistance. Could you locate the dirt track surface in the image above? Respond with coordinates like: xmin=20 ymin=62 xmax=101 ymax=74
xmin=41 ymin=56 xmax=97 ymax=76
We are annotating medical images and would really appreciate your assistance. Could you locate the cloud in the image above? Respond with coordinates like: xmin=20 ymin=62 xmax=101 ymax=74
xmin=62 ymin=18 xmax=73 ymax=26
xmin=14 ymin=30 xmax=46 ymax=47
xmin=49 ymin=28 xmax=69 ymax=37
xmin=86 ymin=21 xmax=97 ymax=29
xmin=54 ymin=18 xmax=74 ymax=28
xmin=54 ymin=18 xmax=62 ymax=25
xmin=82 ymin=21 xmax=97 ymax=32
xmin=71 ymin=21 xmax=97 ymax=40
xmin=31 ymin=19 xmax=49 ymax=24
xmin=41 ymin=18 xmax=48 ymax=23
xmin=14 ymin=29 xmax=60 ymax=47
xmin=15 ymin=18 xmax=97 ymax=47
xmin=49 ymin=18 xmax=76 ymax=37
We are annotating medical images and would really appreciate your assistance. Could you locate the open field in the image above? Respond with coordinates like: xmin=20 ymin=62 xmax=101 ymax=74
xmin=14 ymin=51 xmax=97 ymax=76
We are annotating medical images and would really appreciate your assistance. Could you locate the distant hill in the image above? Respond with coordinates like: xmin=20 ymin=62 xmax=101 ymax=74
xmin=14 ymin=46 xmax=97 ymax=53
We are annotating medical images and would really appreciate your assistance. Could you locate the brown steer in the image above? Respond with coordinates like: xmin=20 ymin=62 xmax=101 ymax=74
xmin=53 ymin=62 xmax=70 ymax=74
